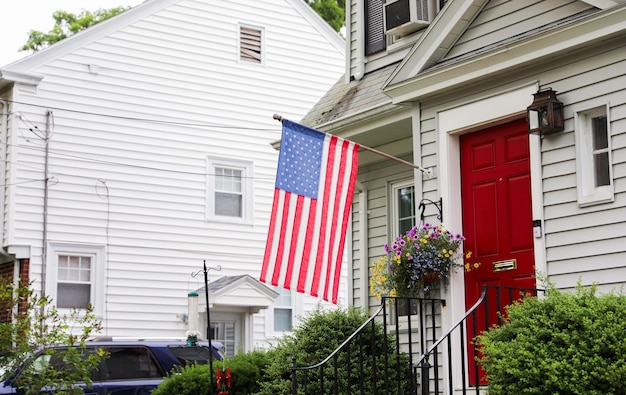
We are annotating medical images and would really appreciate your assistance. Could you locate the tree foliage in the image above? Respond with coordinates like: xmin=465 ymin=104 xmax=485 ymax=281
xmin=306 ymin=0 xmax=346 ymax=32
xmin=477 ymin=283 xmax=626 ymax=395
xmin=0 ymin=278 xmax=105 ymax=395
xmin=21 ymin=7 xmax=129 ymax=52
xmin=152 ymin=349 xmax=273 ymax=395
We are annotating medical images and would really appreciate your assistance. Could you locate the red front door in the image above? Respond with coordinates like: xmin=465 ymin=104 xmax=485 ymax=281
xmin=460 ymin=119 xmax=536 ymax=384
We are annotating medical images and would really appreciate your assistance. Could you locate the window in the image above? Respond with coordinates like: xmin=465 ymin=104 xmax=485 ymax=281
xmin=57 ymin=255 xmax=92 ymax=309
xmin=215 ymin=167 xmax=243 ymax=217
xmin=365 ymin=0 xmax=448 ymax=55
xmin=391 ymin=180 xmax=416 ymax=237
xmin=239 ymin=25 xmax=263 ymax=64
xmin=46 ymin=243 xmax=105 ymax=316
xmin=273 ymin=288 xmax=293 ymax=332
xmin=210 ymin=321 xmax=236 ymax=357
xmin=103 ymin=347 xmax=162 ymax=380
xmin=575 ymin=105 xmax=613 ymax=206
xmin=206 ymin=157 xmax=253 ymax=223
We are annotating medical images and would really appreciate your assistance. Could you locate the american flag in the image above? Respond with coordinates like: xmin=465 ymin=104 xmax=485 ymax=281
xmin=260 ymin=119 xmax=359 ymax=304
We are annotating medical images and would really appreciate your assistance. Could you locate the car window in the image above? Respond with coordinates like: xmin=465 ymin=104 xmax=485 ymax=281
xmin=167 ymin=346 xmax=217 ymax=366
xmin=102 ymin=347 xmax=162 ymax=380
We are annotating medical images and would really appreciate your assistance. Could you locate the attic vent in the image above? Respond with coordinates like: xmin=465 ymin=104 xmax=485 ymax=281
xmin=240 ymin=26 xmax=262 ymax=63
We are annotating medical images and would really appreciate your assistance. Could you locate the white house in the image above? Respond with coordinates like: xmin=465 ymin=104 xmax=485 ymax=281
xmin=300 ymin=0 xmax=626 ymax=390
xmin=0 ymin=0 xmax=346 ymax=356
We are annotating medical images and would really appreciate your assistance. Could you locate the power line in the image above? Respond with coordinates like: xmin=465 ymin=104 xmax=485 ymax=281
xmin=10 ymin=142 xmax=276 ymax=181
xmin=0 ymin=98 xmax=281 ymax=132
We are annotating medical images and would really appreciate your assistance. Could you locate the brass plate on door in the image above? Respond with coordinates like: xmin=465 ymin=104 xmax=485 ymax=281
xmin=492 ymin=259 xmax=517 ymax=272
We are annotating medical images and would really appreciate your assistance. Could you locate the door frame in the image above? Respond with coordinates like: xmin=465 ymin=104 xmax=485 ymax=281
xmin=429 ymin=83 xmax=547 ymax=389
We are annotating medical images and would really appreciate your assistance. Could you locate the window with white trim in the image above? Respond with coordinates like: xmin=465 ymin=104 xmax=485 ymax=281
xmin=273 ymin=287 xmax=293 ymax=332
xmin=57 ymin=255 xmax=92 ymax=309
xmin=365 ymin=0 xmax=449 ymax=56
xmin=206 ymin=157 xmax=253 ymax=223
xmin=239 ymin=25 xmax=263 ymax=64
xmin=391 ymin=180 xmax=416 ymax=237
xmin=575 ymin=105 xmax=613 ymax=206
xmin=45 ymin=243 xmax=105 ymax=316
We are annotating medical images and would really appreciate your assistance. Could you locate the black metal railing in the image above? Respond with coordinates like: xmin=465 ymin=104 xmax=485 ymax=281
xmin=414 ymin=285 xmax=545 ymax=395
xmin=291 ymin=296 xmax=445 ymax=395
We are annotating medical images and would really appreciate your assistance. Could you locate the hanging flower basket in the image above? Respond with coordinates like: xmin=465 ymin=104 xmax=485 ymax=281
xmin=370 ymin=223 xmax=479 ymax=299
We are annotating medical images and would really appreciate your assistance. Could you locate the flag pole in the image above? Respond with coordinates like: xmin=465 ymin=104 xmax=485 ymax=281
xmin=273 ymin=114 xmax=432 ymax=177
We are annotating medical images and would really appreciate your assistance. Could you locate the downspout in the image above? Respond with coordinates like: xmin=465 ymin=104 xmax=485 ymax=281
xmin=353 ymin=0 xmax=365 ymax=81
xmin=355 ymin=181 xmax=369 ymax=311
xmin=41 ymin=110 xmax=52 ymax=296
xmin=0 ymin=100 xmax=6 ymax=248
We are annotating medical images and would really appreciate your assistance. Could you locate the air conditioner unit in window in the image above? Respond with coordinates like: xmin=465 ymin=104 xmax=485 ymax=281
xmin=384 ymin=0 xmax=430 ymax=37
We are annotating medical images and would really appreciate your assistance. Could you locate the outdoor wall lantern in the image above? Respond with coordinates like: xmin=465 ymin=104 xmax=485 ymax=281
xmin=527 ymin=88 xmax=564 ymax=135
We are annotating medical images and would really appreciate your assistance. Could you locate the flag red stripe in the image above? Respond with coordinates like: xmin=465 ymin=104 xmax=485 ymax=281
xmin=271 ymin=191 xmax=292 ymax=286
xmin=284 ymin=195 xmax=304 ymax=289
xmin=260 ymin=188 xmax=281 ymax=283
xmin=330 ymin=143 xmax=360 ymax=303
xmin=297 ymin=199 xmax=317 ymax=293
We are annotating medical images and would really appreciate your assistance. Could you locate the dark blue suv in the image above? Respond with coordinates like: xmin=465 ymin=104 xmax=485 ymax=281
xmin=0 ymin=338 xmax=224 ymax=394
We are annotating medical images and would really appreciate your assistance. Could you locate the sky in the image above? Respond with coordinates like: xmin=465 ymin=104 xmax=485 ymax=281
xmin=0 ymin=0 xmax=145 ymax=66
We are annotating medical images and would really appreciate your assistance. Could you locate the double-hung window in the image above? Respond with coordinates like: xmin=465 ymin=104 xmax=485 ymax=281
xmin=57 ymin=254 xmax=92 ymax=309
xmin=391 ymin=180 xmax=416 ymax=237
xmin=273 ymin=287 xmax=293 ymax=332
xmin=206 ymin=157 xmax=253 ymax=223
xmin=575 ymin=105 xmax=613 ymax=206
xmin=46 ymin=243 xmax=105 ymax=316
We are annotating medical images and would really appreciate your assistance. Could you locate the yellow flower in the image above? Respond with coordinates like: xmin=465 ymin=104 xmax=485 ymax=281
xmin=466 ymin=251 xmax=473 ymax=259
xmin=474 ymin=262 xmax=481 ymax=269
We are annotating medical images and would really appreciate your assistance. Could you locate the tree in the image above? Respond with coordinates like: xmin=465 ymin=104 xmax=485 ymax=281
xmin=0 ymin=277 xmax=105 ymax=395
xmin=21 ymin=7 xmax=129 ymax=52
xmin=306 ymin=0 xmax=346 ymax=32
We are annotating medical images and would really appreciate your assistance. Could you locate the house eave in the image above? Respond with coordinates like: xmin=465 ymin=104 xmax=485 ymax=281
xmin=384 ymin=4 xmax=626 ymax=104
xmin=0 ymin=69 xmax=44 ymax=89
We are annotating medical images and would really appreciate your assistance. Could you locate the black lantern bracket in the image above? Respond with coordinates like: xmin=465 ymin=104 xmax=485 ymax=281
xmin=419 ymin=197 xmax=443 ymax=223
xmin=527 ymin=88 xmax=565 ymax=136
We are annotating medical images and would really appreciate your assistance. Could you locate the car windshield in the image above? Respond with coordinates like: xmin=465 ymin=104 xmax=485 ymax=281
xmin=167 ymin=346 xmax=219 ymax=365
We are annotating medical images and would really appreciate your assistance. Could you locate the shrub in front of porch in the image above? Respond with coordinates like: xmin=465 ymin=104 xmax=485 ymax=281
xmin=257 ymin=305 xmax=412 ymax=395
xmin=477 ymin=283 xmax=626 ymax=394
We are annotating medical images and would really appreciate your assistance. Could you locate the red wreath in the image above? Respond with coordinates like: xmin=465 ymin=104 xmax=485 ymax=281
xmin=216 ymin=367 xmax=232 ymax=394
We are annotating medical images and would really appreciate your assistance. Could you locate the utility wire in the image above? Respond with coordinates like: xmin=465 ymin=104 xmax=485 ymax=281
xmin=10 ymin=142 xmax=275 ymax=181
xmin=1 ymin=98 xmax=281 ymax=132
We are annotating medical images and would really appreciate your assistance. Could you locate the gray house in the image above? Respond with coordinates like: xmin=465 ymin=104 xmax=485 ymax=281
xmin=301 ymin=0 xmax=626 ymax=391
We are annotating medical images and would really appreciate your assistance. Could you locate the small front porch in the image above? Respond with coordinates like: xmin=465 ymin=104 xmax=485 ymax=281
xmin=289 ymin=285 xmax=543 ymax=395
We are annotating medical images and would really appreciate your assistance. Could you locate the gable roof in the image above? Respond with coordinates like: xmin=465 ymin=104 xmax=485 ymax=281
xmin=196 ymin=275 xmax=279 ymax=314
xmin=383 ymin=1 xmax=626 ymax=103
xmin=1 ymin=0 xmax=344 ymax=73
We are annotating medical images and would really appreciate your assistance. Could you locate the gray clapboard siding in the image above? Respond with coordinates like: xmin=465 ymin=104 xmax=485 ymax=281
xmin=445 ymin=0 xmax=592 ymax=60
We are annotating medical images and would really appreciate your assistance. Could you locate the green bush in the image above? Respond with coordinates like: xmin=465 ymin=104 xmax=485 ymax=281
xmin=257 ymin=305 xmax=412 ymax=395
xmin=152 ymin=349 xmax=271 ymax=395
xmin=477 ymin=284 xmax=626 ymax=395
